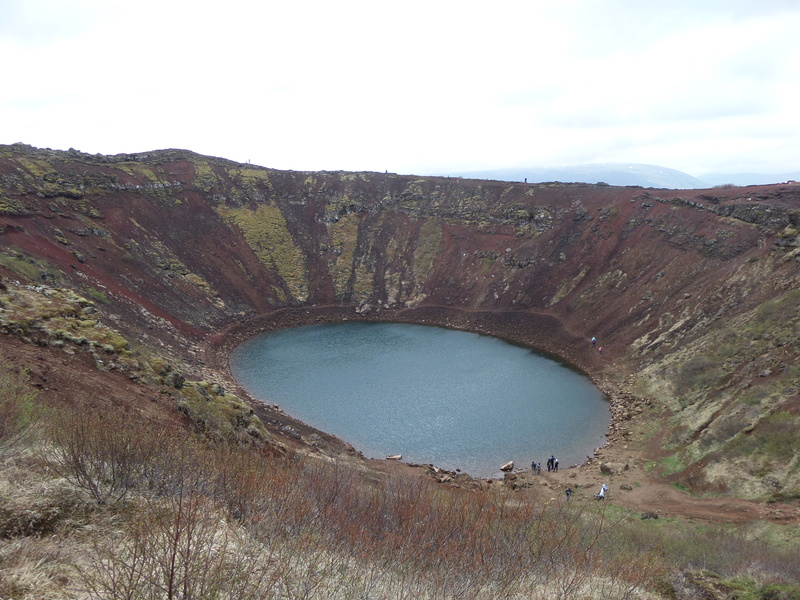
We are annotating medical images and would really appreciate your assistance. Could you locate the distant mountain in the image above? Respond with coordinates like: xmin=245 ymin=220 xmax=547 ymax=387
xmin=442 ymin=164 xmax=800 ymax=190
xmin=444 ymin=164 xmax=707 ymax=190
xmin=698 ymin=171 xmax=800 ymax=187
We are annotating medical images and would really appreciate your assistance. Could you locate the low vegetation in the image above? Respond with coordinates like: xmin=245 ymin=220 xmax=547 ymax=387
xmin=2 ymin=145 xmax=800 ymax=598
xmin=633 ymin=282 xmax=800 ymax=499
xmin=0 ymin=356 xmax=798 ymax=600
xmin=0 ymin=355 xmax=38 ymax=459
xmin=0 ymin=279 xmax=271 ymax=449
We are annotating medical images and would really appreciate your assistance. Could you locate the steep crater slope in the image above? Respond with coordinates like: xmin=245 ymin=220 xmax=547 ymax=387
xmin=1 ymin=143 xmax=799 ymax=499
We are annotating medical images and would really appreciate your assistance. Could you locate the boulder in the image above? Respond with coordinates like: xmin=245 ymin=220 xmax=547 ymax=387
xmin=355 ymin=303 xmax=372 ymax=315
xmin=280 ymin=425 xmax=301 ymax=440
xmin=500 ymin=461 xmax=514 ymax=472
xmin=163 ymin=371 xmax=185 ymax=389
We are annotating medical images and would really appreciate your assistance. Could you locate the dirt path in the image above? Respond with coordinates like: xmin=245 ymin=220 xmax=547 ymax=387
xmin=512 ymin=450 xmax=800 ymax=525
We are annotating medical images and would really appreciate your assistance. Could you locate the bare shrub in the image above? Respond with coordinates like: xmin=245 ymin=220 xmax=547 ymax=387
xmin=212 ymin=442 xmax=271 ymax=524
xmin=80 ymin=485 xmax=277 ymax=600
xmin=210 ymin=449 xmax=373 ymax=597
xmin=46 ymin=405 xmax=164 ymax=504
xmin=142 ymin=426 xmax=218 ymax=500
xmin=0 ymin=359 xmax=39 ymax=459
xmin=29 ymin=397 xmax=713 ymax=599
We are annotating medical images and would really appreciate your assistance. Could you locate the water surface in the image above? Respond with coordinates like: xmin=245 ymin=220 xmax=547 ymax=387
xmin=230 ymin=322 xmax=609 ymax=478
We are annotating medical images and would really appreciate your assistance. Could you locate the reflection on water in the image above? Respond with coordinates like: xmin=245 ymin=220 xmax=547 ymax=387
xmin=230 ymin=322 xmax=609 ymax=478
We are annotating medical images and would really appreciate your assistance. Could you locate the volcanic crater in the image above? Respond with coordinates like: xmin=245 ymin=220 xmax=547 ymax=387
xmin=2 ymin=143 xmax=799 ymax=519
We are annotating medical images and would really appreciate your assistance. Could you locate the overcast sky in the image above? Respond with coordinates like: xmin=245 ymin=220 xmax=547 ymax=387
xmin=2 ymin=0 xmax=799 ymax=177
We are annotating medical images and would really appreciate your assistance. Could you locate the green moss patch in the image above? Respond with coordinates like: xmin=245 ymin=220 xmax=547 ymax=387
xmin=216 ymin=204 xmax=308 ymax=302
xmin=327 ymin=213 xmax=361 ymax=299
xmin=176 ymin=381 xmax=270 ymax=444
xmin=0 ymin=193 xmax=27 ymax=215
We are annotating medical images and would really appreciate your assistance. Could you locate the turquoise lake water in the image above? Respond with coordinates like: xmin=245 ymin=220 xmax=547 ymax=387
xmin=229 ymin=322 xmax=609 ymax=478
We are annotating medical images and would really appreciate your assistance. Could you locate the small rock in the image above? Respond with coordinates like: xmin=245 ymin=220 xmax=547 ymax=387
xmin=620 ymin=484 xmax=633 ymax=491
xmin=280 ymin=425 xmax=301 ymax=440
xmin=641 ymin=512 xmax=659 ymax=520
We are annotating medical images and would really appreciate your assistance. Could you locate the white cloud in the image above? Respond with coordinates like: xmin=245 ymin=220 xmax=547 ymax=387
xmin=2 ymin=0 xmax=799 ymax=177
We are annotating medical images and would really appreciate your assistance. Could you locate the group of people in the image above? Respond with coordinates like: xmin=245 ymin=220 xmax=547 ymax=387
xmin=591 ymin=336 xmax=604 ymax=354
xmin=530 ymin=455 xmax=560 ymax=474
xmin=565 ymin=484 xmax=607 ymax=501
xmin=530 ymin=453 xmax=608 ymax=502
xmin=547 ymin=455 xmax=559 ymax=472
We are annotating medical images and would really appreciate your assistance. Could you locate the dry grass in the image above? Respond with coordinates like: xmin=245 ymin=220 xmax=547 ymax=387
xmin=0 ymin=357 xmax=39 ymax=459
xmin=1 ymin=360 xmax=798 ymax=599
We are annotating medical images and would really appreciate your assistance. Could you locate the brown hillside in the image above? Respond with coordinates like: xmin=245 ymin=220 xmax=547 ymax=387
xmin=1 ymin=143 xmax=799 ymax=515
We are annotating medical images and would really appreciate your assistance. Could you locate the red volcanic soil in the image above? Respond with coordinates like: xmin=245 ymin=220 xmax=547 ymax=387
xmin=1 ymin=335 xmax=183 ymax=427
xmin=2 ymin=146 xmax=799 ymax=527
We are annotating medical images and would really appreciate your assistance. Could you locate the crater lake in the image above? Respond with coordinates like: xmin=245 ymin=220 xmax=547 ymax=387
xmin=229 ymin=322 xmax=610 ymax=478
